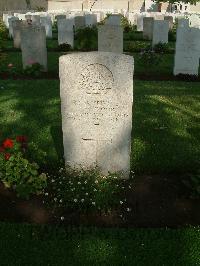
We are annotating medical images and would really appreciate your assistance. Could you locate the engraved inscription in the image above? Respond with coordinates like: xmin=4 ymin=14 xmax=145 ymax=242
xmin=79 ymin=64 xmax=114 ymax=95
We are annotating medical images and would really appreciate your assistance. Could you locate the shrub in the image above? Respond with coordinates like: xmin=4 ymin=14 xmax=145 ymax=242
xmin=168 ymin=30 xmax=176 ymax=42
xmin=0 ymin=53 xmax=7 ymax=73
xmin=23 ymin=62 xmax=44 ymax=77
xmin=44 ymin=166 xmax=133 ymax=216
xmin=58 ymin=43 xmax=72 ymax=52
xmin=75 ymin=26 xmax=97 ymax=51
xmin=138 ymin=46 xmax=162 ymax=67
xmin=153 ymin=42 xmax=170 ymax=53
xmin=0 ymin=136 xmax=47 ymax=199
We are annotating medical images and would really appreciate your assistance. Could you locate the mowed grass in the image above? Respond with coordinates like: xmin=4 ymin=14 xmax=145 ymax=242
xmin=0 ymin=79 xmax=199 ymax=175
xmin=0 ymin=222 xmax=199 ymax=266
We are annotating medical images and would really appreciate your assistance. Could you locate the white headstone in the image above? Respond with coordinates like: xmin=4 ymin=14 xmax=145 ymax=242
xmin=105 ymin=14 xmax=121 ymax=26
xmin=74 ymin=15 xmax=86 ymax=30
xmin=164 ymin=16 xmax=173 ymax=30
xmin=59 ymin=52 xmax=134 ymax=178
xmin=58 ymin=18 xmax=74 ymax=47
xmin=98 ymin=25 xmax=123 ymax=53
xmin=143 ymin=17 xmax=154 ymax=40
xmin=8 ymin=17 xmax=19 ymax=38
xmin=136 ymin=14 xmax=144 ymax=31
xmin=174 ymin=22 xmax=200 ymax=75
xmin=21 ymin=25 xmax=47 ymax=71
xmin=152 ymin=20 xmax=169 ymax=46
xmin=40 ymin=16 xmax=53 ymax=38
xmin=85 ymin=14 xmax=97 ymax=26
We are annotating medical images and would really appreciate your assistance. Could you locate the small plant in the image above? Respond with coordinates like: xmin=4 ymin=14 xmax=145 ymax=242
xmin=153 ymin=42 xmax=170 ymax=53
xmin=43 ymin=166 xmax=133 ymax=217
xmin=168 ymin=29 xmax=176 ymax=42
xmin=6 ymin=63 xmax=19 ymax=76
xmin=75 ymin=26 xmax=97 ymax=51
xmin=58 ymin=43 xmax=72 ymax=52
xmin=0 ymin=136 xmax=47 ymax=199
xmin=138 ymin=46 xmax=162 ymax=67
xmin=23 ymin=62 xmax=44 ymax=77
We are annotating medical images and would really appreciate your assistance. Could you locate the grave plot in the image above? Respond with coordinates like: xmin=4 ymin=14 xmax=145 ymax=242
xmin=0 ymin=12 xmax=199 ymax=229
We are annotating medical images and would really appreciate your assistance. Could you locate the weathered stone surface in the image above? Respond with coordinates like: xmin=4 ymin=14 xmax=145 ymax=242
xmin=40 ymin=16 xmax=52 ymax=38
xmin=8 ymin=16 xmax=19 ymax=38
xmin=152 ymin=20 xmax=169 ymax=46
xmin=59 ymin=52 xmax=134 ymax=178
xmin=174 ymin=22 xmax=200 ymax=75
xmin=143 ymin=17 xmax=154 ymax=40
xmin=21 ymin=25 xmax=47 ymax=71
xmin=31 ymin=15 xmax=41 ymax=26
xmin=105 ymin=14 xmax=121 ymax=26
xmin=98 ymin=25 xmax=123 ymax=53
xmin=136 ymin=14 xmax=144 ymax=31
xmin=58 ymin=18 xmax=74 ymax=47
xmin=74 ymin=15 xmax=85 ymax=29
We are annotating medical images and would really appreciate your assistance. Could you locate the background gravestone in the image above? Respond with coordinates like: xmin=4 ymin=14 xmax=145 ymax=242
xmin=8 ymin=16 xmax=19 ymax=38
xmin=174 ymin=22 xmax=200 ymax=75
xmin=152 ymin=20 xmax=169 ymax=46
xmin=164 ymin=16 xmax=173 ymax=30
xmin=59 ymin=52 xmax=134 ymax=178
xmin=98 ymin=25 xmax=123 ymax=53
xmin=57 ymin=18 xmax=74 ymax=47
xmin=40 ymin=16 xmax=52 ymax=38
xmin=13 ymin=20 xmax=23 ymax=48
xmin=143 ymin=17 xmax=154 ymax=40
xmin=74 ymin=15 xmax=85 ymax=30
xmin=21 ymin=25 xmax=47 ymax=71
xmin=105 ymin=14 xmax=121 ymax=26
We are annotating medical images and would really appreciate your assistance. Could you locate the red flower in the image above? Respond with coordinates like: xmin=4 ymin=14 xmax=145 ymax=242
xmin=4 ymin=153 xmax=11 ymax=160
xmin=0 ymin=146 xmax=4 ymax=153
xmin=16 ymin=135 xmax=28 ymax=143
xmin=2 ymin=139 xmax=14 ymax=149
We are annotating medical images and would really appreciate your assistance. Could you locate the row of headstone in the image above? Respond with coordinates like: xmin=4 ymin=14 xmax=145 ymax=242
xmin=143 ymin=17 xmax=169 ymax=45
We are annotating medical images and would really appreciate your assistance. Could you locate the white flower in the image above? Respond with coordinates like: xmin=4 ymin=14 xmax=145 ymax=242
xmin=120 ymin=201 xmax=123 ymax=204
xmin=84 ymin=181 xmax=87 ymax=184
xmin=85 ymin=192 xmax=88 ymax=196
xmin=59 ymin=199 xmax=63 ymax=203
xmin=113 ymin=176 xmax=117 ymax=179
xmin=81 ymin=199 xmax=84 ymax=202
xmin=51 ymin=179 xmax=55 ymax=183
xmin=81 ymin=187 xmax=84 ymax=190
xmin=45 ymin=192 xmax=48 ymax=196
xmin=59 ymin=181 xmax=62 ymax=185
xmin=116 ymin=184 xmax=119 ymax=187
xmin=92 ymin=202 xmax=96 ymax=205
xmin=60 ymin=216 xmax=64 ymax=221
xmin=127 ymin=208 xmax=131 ymax=212
xmin=74 ymin=199 xmax=78 ymax=202
xmin=95 ymin=180 xmax=98 ymax=184
xmin=54 ymin=197 xmax=57 ymax=202
xmin=128 ymin=185 xmax=132 ymax=189
xmin=93 ymin=188 xmax=97 ymax=192
xmin=78 ymin=182 xmax=81 ymax=185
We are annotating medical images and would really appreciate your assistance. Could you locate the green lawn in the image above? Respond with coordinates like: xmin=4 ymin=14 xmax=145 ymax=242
xmin=0 ymin=80 xmax=199 ymax=174
xmin=4 ymin=51 xmax=175 ymax=76
xmin=0 ymin=222 xmax=199 ymax=265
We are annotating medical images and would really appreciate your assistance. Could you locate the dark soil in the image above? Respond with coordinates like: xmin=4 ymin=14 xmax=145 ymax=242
xmin=1 ymin=175 xmax=199 ymax=228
